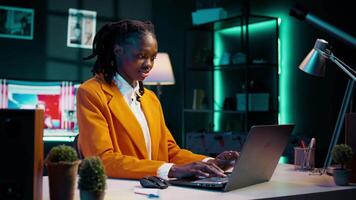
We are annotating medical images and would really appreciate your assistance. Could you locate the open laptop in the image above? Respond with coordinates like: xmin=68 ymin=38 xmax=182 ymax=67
xmin=169 ymin=124 xmax=295 ymax=192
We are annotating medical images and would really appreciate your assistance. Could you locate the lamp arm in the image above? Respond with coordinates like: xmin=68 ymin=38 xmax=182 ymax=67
xmin=322 ymin=80 xmax=354 ymax=174
xmin=328 ymin=53 xmax=356 ymax=81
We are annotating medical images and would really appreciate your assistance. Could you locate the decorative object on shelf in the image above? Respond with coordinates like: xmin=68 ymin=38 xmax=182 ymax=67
xmin=236 ymin=93 xmax=270 ymax=111
xmin=231 ymin=52 xmax=246 ymax=64
xmin=298 ymin=39 xmax=355 ymax=174
xmin=143 ymin=52 xmax=175 ymax=99
xmin=332 ymin=144 xmax=353 ymax=186
xmin=223 ymin=97 xmax=236 ymax=110
xmin=216 ymin=52 xmax=231 ymax=65
xmin=45 ymin=145 xmax=80 ymax=200
xmin=192 ymin=7 xmax=227 ymax=25
xmin=252 ymin=59 xmax=267 ymax=64
xmin=78 ymin=157 xmax=107 ymax=200
xmin=192 ymin=89 xmax=207 ymax=109
xmin=195 ymin=48 xmax=214 ymax=66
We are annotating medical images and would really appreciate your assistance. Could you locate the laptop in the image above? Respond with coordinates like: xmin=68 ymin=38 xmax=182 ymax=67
xmin=169 ymin=124 xmax=295 ymax=192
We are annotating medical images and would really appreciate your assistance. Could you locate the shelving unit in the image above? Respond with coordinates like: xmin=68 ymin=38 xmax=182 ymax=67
xmin=182 ymin=14 xmax=279 ymax=150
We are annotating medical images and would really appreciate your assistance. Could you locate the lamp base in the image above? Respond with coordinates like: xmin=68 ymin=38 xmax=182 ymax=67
xmin=156 ymin=85 xmax=162 ymax=100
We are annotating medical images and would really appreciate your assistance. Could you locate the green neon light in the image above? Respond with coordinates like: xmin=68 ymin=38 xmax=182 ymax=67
xmin=278 ymin=17 xmax=293 ymax=124
xmin=213 ymin=20 xmax=281 ymax=131
xmin=218 ymin=20 xmax=276 ymax=36
xmin=213 ymin=31 xmax=225 ymax=131
xmin=278 ymin=29 xmax=281 ymax=123
xmin=216 ymin=26 xmax=241 ymax=36
xmin=278 ymin=156 xmax=289 ymax=164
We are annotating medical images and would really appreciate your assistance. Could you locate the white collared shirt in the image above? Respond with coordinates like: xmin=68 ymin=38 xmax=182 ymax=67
xmin=114 ymin=74 xmax=152 ymax=160
xmin=114 ymin=73 xmax=174 ymax=179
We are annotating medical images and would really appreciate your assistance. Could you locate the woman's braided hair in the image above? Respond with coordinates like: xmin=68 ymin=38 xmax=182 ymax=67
xmin=84 ymin=19 xmax=156 ymax=98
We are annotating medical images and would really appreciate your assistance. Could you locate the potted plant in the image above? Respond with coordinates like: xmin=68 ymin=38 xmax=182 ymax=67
xmin=332 ymin=144 xmax=353 ymax=186
xmin=46 ymin=145 xmax=80 ymax=200
xmin=78 ymin=156 xmax=107 ymax=200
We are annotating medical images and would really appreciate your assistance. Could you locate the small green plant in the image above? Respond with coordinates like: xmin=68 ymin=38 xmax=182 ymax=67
xmin=332 ymin=144 xmax=353 ymax=169
xmin=78 ymin=157 xmax=106 ymax=192
xmin=46 ymin=145 xmax=79 ymax=163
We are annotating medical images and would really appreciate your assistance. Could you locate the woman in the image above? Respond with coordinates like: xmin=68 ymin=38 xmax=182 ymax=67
xmin=77 ymin=19 xmax=238 ymax=179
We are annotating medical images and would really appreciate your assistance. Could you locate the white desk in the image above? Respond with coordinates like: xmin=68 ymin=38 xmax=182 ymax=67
xmin=43 ymin=164 xmax=356 ymax=200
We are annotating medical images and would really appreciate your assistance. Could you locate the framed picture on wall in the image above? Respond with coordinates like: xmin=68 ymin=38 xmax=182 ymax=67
xmin=67 ymin=8 xmax=96 ymax=49
xmin=0 ymin=6 xmax=34 ymax=40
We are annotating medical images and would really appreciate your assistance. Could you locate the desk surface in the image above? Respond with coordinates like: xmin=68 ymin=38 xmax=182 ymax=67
xmin=43 ymin=164 xmax=356 ymax=200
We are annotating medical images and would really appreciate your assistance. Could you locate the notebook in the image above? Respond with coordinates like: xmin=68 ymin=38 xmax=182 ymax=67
xmin=169 ymin=124 xmax=295 ymax=192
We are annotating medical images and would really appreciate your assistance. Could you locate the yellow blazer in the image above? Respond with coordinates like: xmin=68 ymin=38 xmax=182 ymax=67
xmin=77 ymin=75 xmax=207 ymax=179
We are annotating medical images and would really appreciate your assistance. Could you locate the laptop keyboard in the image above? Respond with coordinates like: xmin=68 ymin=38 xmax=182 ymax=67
xmin=192 ymin=176 xmax=229 ymax=184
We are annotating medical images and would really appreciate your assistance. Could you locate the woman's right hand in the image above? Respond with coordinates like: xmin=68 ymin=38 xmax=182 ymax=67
xmin=168 ymin=161 xmax=226 ymax=179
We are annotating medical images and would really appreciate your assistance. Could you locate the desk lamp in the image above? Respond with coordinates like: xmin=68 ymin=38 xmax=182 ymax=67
xmin=290 ymin=4 xmax=356 ymax=174
xmin=143 ymin=53 xmax=175 ymax=99
xmin=298 ymin=38 xmax=355 ymax=173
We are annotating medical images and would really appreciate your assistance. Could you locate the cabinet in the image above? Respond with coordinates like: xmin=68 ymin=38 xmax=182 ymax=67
xmin=182 ymin=15 xmax=279 ymax=152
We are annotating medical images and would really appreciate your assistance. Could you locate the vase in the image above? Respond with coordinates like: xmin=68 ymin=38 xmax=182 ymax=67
xmin=333 ymin=169 xmax=351 ymax=186
xmin=80 ymin=190 xmax=105 ymax=200
xmin=46 ymin=160 xmax=81 ymax=200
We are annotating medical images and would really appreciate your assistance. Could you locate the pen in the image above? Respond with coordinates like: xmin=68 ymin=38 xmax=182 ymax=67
xmin=134 ymin=191 xmax=159 ymax=198
xmin=305 ymin=138 xmax=315 ymax=169
xmin=134 ymin=188 xmax=160 ymax=198
xmin=308 ymin=138 xmax=316 ymax=149
xmin=300 ymin=139 xmax=306 ymax=148
xmin=306 ymin=138 xmax=315 ymax=155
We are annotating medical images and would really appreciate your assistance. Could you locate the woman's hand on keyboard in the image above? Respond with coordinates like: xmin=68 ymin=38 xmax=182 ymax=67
xmin=208 ymin=151 xmax=240 ymax=171
xmin=168 ymin=161 xmax=227 ymax=179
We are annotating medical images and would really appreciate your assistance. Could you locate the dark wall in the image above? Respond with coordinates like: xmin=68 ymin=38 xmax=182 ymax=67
xmin=0 ymin=0 xmax=152 ymax=81
xmin=152 ymin=0 xmax=196 ymax=145
xmin=0 ymin=0 xmax=47 ymax=79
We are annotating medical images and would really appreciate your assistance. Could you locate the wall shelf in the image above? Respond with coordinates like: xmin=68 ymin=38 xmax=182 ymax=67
xmin=182 ymin=14 xmax=279 ymax=148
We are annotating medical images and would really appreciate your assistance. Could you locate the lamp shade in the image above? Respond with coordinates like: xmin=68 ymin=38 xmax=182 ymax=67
xmin=144 ymin=53 xmax=175 ymax=85
xmin=298 ymin=39 xmax=329 ymax=77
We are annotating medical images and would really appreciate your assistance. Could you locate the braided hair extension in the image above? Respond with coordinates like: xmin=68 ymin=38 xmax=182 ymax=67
xmin=84 ymin=19 xmax=156 ymax=100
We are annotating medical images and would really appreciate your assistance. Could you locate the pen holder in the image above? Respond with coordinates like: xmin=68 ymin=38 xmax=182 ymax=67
xmin=294 ymin=147 xmax=315 ymax=171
